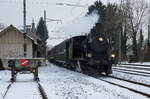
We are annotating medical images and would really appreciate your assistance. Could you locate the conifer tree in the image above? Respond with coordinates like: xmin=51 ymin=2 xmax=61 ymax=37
xmin=36 ymin=17 xmax=49 ymax=58
xmin=36 ymin=17 xmax=49 ymax=42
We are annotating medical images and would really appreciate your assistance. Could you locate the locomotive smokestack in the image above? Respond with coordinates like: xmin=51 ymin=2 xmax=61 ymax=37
xmin=96 ymin=22 xmax=103 ymax=33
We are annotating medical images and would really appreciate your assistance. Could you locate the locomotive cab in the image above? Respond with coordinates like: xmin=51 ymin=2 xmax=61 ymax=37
xmin=86 ymin=35 xmax=112 ymax=75
xmin=71 ymin=36 xmax=87 ymax=59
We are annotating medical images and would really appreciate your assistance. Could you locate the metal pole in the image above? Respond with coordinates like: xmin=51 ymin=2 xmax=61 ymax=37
xmin=119 ymin=21 xmax=121 ymax=64
xmin=23 ymin=0 xmax=27 ymax=57
xmin=44 ymin=10 xmax=46 ymax=58
xmin=44 ymin=10 xmax=46 ymax=24
xmin=148 ymin=18 xmax=150 ymax=44
xmin=119 ymin=0 xmax=122 ymax=65
xmin=119 ymin=30 xmax=121 ymax=64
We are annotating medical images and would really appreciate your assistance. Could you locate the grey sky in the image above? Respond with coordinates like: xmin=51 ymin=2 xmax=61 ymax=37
xmin=0 ymin=0 xmax=119 ymax=27
xmin=0 ymin=0 xmax=119 ymax=45
xmin=0 ymin=0 xmax=94 ymax=26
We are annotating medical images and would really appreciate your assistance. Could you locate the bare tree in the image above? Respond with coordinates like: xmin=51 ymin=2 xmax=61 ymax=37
xmin=121 ymin=0 xmax=149 ymax=61
xmin=131 ymin=0 xmax=148 ymax=34
xmin=118 ymin=0 xmax=133 ymax=60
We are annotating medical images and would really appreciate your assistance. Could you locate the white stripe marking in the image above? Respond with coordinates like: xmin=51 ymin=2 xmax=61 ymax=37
xmin=22 ymin=60 xmax=28 ymax=65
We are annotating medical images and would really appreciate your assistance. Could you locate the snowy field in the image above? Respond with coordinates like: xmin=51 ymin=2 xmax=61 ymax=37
xmin=0 ymin=62 xmax=150 ymax=99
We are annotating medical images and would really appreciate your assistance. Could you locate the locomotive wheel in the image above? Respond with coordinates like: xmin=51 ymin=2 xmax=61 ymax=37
xmin=105 ymin=64 xmax=112 ymax=76
xmin=105 ymin=72 xmax=109 ymax=76
xmin=67 ymin=63 xmax=73 ymax=70
xmin=75 ymin=60 xmax=82 ymax=73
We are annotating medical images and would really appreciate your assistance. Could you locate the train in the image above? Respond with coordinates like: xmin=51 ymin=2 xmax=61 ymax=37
xmin=48 ymin=31 xmax=115 ymax=75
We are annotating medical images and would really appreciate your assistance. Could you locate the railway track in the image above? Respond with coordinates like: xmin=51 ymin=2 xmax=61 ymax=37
xmin=108 ymin=75 xmax=150 ymax=87
xmin=95 ymin=74 xmax=150 ymax=98
xmin=112 ymin=68 xmax=150 ymax=77
xmin=3 ymin=80 xmax=48 ymax=99
xmin=100 ymin=64 xmax=150 ymax=97
xmin=115 ymin=65 xmax=150 ymax=71
xmin=66 ymin=63 xmax=150 ymax=98
xmin=84 ymin=69 xmax=150 ymax=98
xmin=37 ymin=81 xmax=48 ymax=99
xmin=98 ymin=78 xmax=150 ymax=98
xmin=121 ymin=63 xmax=150 ymax=67
xmin=3 ymin=82 xmax=14 ymax=98
xmin=113 ymin=68 xmax=150 ymax=75
xmin=112 ymin=64 xmax=150 ymax=77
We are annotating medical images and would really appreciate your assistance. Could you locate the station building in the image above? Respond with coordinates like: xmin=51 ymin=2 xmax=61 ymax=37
xmin=0 ymin=25 xmax=43 ymax=59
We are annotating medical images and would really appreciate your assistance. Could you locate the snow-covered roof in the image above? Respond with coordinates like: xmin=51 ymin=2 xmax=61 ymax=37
xmin=0 ymin=29 xmax=4 ymax=32
xmin=0 ymin=25 xmax=41 ymax=44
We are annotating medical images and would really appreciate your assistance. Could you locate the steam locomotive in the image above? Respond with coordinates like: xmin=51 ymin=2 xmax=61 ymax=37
xmin=48 ymin=31 xmax=115 ymax=75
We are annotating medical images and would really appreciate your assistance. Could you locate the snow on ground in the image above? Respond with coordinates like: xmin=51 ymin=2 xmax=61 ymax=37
xmin=102 ymin=77 xmax=150 ymax=94
xmin=5 ymin=74 xmax=42 ymax=99
xmin=0 ymin=70 xmax=11 ymax=99
xmin=113 ymin=67 xmax=150 ymax=74
xmin=137 ymin=62 xmax=150 ymax=65
xmin=112 ymin=64 xmax=150 ymax=85
xmin=121 ymin=62 xmax=150 ymax=65
xmin=0 ymin=62 xmax=150 ymax=99
xmin=113 ymin=65 xmax=150 ymax=76
xmin=39 ymin=62 xmax=149 ymax=99
xmin=112 ymin=71 xmax=150 ymax=85
xmin=0 ymin=71 xmax=42 ymax=99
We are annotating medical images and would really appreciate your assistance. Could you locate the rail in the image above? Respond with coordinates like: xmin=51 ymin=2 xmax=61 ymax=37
xmin=87 ymin=73 xmax=150 ymax=98
xmin=37 ymin=81 xmax=48 ymax=99
xmin=3 ymin=80 xmax=48 ymax=99
xmin=120 ymin=63 xmax=150 ymax=67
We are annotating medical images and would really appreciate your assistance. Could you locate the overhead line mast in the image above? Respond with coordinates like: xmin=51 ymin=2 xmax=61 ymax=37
xmin=23 ymin=0 xmax=27 ymax=57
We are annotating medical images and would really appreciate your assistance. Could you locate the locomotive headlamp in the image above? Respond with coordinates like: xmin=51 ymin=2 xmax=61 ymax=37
xmin=98 ymin=37 xmax=103 ymax=42
xmin=111 ymin=54 xmax=115 ymax=58
xmin=87 ymin=53 xmax=92 ymax=58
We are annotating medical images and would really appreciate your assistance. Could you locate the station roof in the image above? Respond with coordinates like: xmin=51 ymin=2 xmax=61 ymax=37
xmin=0 ymin=25 xmax=42 ymax=45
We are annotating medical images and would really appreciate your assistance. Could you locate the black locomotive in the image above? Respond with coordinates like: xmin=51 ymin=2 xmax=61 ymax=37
xmin=48 ymin=32 xmax=115 ymax=75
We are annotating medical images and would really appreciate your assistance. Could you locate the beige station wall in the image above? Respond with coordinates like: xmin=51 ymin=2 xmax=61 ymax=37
xmin=0 ymin=29 xmax=33 ymax=58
